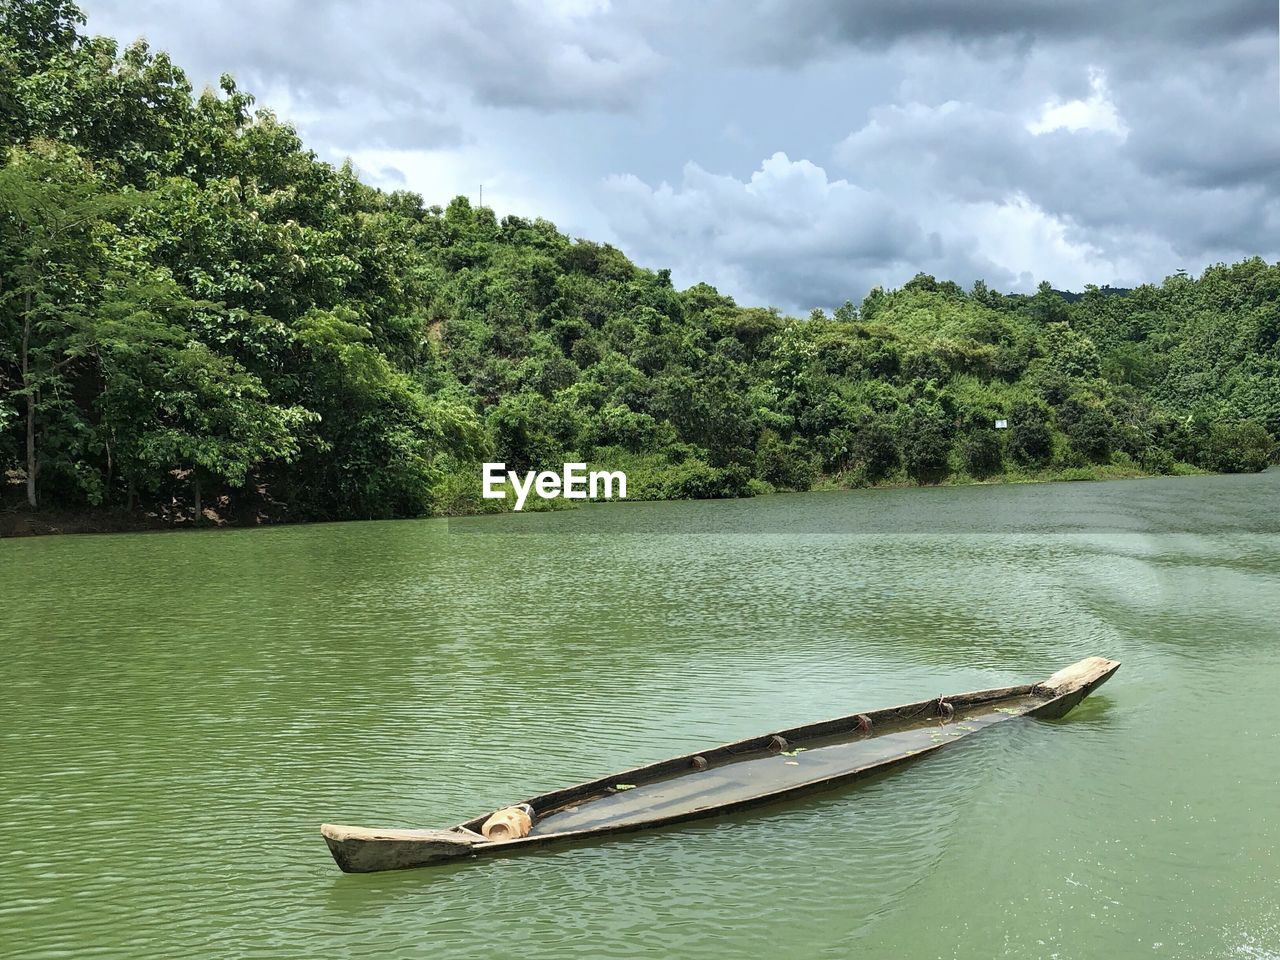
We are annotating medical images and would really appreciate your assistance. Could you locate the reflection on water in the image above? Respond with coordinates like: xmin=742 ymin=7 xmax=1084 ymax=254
xmin=3 ymin=469 xmax=1279 ymax=960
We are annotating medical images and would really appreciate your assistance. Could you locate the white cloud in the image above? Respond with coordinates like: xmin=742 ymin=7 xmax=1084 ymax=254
xmin=602 ymin=93 xmax=1180 ymax=312
xmin=347 ymin=145 xmax=616 ymax=241
xmin=85 ymin=0 xmax=666 ymax=124
xmin=602 ymin=152 xmax=933 ymax=309
xmin=961 ymin=194 xmax=1151 ymax=288
xmin=80 ymin=0 xmax=1280 ymax=310
xmin=1027 ymin=69 xmax=1127 ymax=137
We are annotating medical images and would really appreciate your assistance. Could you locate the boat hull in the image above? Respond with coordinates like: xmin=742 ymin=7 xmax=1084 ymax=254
xmin=321 ymin=825 xmax=478 ymax=873
xmin=322 ymin=656 xmax=1119 ymax=872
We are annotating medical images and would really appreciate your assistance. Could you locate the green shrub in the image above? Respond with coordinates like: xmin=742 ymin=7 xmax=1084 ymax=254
xmin=755 ymin=429 xmax=819 ymax=491
xmin=1057 ymin=397 xmax=1114 ymax=462
xmin=1202 ymin=421 xmax=1274 ymax=473
xmin=959 ymin=431 xmax=1003 ymax=477
xmin=654 ymin=461 xmax=754 ymax=500
xmin=1139 ymin=445 xmax=1175 ymax=474
xmin=850 ymin=422 xmax=899 ymax=481
xmin=1007 ymin=401 xmax=1055 ymax=467
xmin=899 ymin=406 xmax=952 ymax=483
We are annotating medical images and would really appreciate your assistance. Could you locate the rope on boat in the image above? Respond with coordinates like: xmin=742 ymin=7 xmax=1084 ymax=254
xmin=768 ymin=734 xmax=788 ymax=753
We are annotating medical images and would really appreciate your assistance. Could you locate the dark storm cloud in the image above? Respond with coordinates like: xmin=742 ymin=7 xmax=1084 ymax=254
xmin=602 ymin=0 xmax=1280 ymax=307
xmin=85 ymin=0 xmax=663 ymax=150
xmin=731 ymin=0 xmax=1272 ymax=59
xmin=833 ymin=93 xmax=1280 ymax=261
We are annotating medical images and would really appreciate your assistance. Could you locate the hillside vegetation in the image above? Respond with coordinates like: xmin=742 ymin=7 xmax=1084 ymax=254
xmin=2 ymin=1 xmax=1276 ymax=527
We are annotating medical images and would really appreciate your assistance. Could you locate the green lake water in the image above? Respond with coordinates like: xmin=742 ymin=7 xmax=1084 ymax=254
xmin=3 ymin=471 xmax=1279 ymax=959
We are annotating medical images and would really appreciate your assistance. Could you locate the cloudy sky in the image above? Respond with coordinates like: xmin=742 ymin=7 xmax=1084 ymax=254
xmin=83 ymin=0 xmax=1280 ymax=313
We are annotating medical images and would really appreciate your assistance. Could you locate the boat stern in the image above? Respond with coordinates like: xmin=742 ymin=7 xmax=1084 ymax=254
xmin=321 ymin=823 xmax=478 ymax=873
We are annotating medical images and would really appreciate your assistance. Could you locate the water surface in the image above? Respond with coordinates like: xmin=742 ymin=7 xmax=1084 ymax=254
xmin=4 ymin=471 xmax=1279 ymax=959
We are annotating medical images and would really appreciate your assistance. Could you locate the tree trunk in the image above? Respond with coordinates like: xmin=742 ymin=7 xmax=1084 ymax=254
xmin=193 ymin=471 xmax=202 ymax=525
xmin=21 ymin=299 xmax=35 ymax=509
xmin=26 ymin=390 xmax=36 ymax=509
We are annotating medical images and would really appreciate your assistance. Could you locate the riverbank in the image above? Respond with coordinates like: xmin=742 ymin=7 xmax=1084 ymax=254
xmin=2 ymin=459 xmax=1223 ymax=539
xmin=811 ymin=458 xmax=1206 ymax=492
xmin=0 ymin=506 xmax=184 ymax=539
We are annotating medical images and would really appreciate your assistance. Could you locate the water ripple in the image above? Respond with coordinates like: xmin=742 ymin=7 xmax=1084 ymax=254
xmin=3 ymin=472 xmax=1279 ymax=959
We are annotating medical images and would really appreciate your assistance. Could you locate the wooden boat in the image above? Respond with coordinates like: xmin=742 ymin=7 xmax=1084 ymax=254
xmin=321 ymin=656 xmax=1118 ymax=873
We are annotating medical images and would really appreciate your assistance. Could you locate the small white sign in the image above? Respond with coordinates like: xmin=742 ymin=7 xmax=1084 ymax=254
xmin=994 ymin=419 xmax=1008 ymax=429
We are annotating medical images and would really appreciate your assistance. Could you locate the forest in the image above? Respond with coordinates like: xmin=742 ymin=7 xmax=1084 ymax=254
xmin=2 ymin=0 xmax=1277 ymax=529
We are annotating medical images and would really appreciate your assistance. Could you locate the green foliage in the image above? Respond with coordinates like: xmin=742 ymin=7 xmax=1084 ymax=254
xmin=898 ymin=402 xmax=952 ymax=484
xmin=1 ymin=2 xmax=1276 ymax=523
xmin=1006 ymin=401 xmax=1055 ymax=468
xmin=648 ymin=460 xmax=753 ymax=500
xmin=959 ymin=431 xmax=1003 ymax=478
xmin=487 ymin=392 xmax=562 ymax=473
xmin=755 ymin=428 xmax=818 ymax=491
xmin=1056 ymin=396 xmax=1114 ymax=462
xmin=849 ymin=421 xmax=899 ymax=482
xmin=1201 ymin=421 xmax=1274 ymax=473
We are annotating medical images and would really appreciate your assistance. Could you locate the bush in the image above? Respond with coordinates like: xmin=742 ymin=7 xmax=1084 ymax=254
xmin=654 ymin=461 xmax=754 ymax=500
xmin=1139 ymin=445 xmax=1176 ymax=475
xmin=1057 ymin=397 xmax=1114 ymax=462
xmin=901 ymin=350 xmax=950 ymax=384
xmin=1007 ymin=401 xmax=1054 ymax=467
xmin=899 ymin=407 xmax=952 ymax=483
xmin=1054 ymin=442 xmax=1088 ymax=469
xmin=959 ymin=431 xmax=1003 ymax=477
xmin=487 ymin=392 xmax=563 ymax=472
xmin=851 ymin=421 xmax=899 ymax=481
xmin=589 ymin=403 xmax=661 ymax=452
xmin=1201 ymin=421 xmax=1274 ymax=473
xmin=755 ymin=430 xmax=818 ymax=491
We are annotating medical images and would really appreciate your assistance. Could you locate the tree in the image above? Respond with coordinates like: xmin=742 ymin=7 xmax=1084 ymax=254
xmin=124 ymin=342 xmax=312 ymax=521
xmin=1029 ymin=280 xmax=1069 ymax=325
xmin=287 ymin=307 xmax=482 ymax=518
xmin=1043 ymin=322 xmax=1102 ymax=380
xmin=0 ymin=142 xmax=124 ymax=507
xmin=89 ymin=274 xmax=314 ymax=516
xmin=850 ymin=421 xmax=898 ymax=481
xmin=959 ymin=431 xmax=1002 ymax=477
xmin=0 ymin=0 xmax=83 ymax=75
xmin=755 ymin=428 xmax=817 ymax=491
xmin=1007 ymin=401 xmax=1054 ymax=467
xmin=898 ymin=403 xmax=951 ymax=483
xmin=1057 ymin=396 xmax=1114 ymax=462
xmin=487 ymin=391 xmax=562 ymax=474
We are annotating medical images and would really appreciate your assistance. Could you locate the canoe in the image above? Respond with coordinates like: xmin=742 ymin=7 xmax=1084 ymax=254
xmin=321 ymin=656 xmax=1119 ymax=873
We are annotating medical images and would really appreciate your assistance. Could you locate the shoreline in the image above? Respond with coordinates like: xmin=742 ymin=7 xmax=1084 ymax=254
xmin=0 ymin=463 xmax=1223 ymax=540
